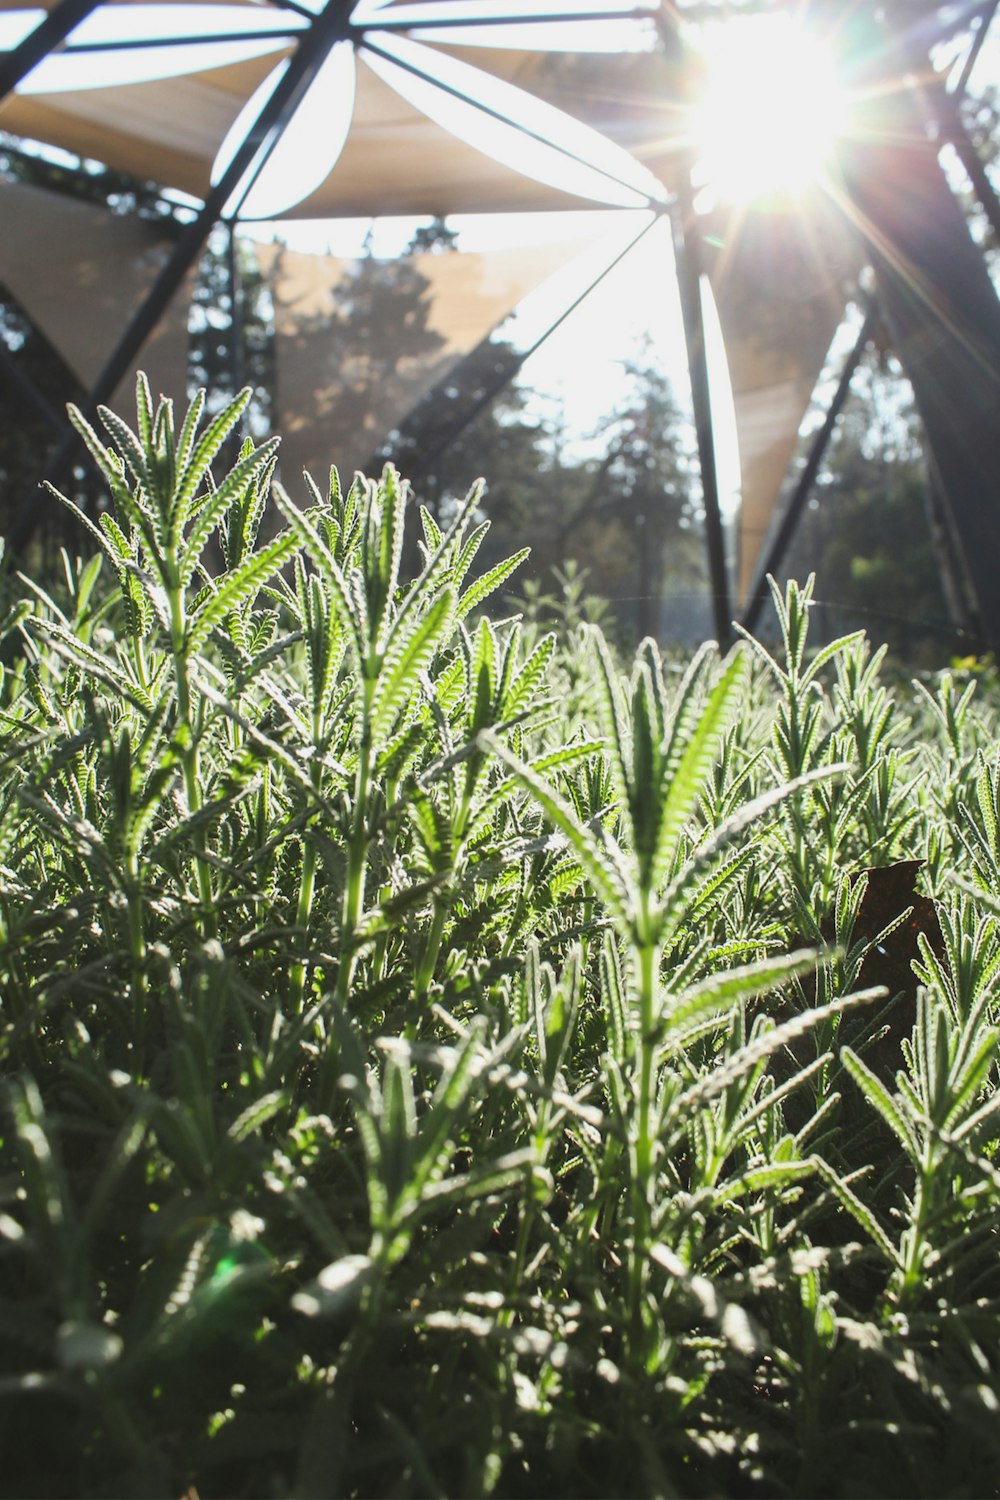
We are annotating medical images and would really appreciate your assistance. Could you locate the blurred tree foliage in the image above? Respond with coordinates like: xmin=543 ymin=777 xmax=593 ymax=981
xmin=780 ymin=348 xmax=970 ymax=662
xmin=384 ymin=332 xmax=705 ymax=642
xmin=188 ymin=224 xmax=274 ymax=441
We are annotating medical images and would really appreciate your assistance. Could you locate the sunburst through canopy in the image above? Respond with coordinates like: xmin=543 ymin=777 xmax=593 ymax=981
xmin=1 ymin=0 xmax=996 ymax=644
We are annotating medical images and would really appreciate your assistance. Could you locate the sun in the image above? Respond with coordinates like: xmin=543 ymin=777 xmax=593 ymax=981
xmin=692 ymin=13 xmax=848 ymax=204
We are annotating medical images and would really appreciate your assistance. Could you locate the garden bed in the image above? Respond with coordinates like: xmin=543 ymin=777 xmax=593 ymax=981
xmin=2 ymin=381 xmax=999 ymax=1498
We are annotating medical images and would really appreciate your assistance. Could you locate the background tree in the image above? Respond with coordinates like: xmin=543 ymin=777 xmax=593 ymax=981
xmin=781 ymin=347 xmax=965 ymax=661
xmin=384 ymin=329 xmax=706 ymax=645
xmin=559 ymin=345 xmax=704 ymax=640
xmin=188 ymin=224 xmax=274 ymax=442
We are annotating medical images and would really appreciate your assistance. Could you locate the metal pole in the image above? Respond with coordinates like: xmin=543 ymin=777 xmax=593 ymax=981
xmin=9 ymin=0 xmax=357 ymax=552
xmin=671 ymin=173 xmax=732 ymax=649
xmin=0 ymin=0 xmax=99 ymax=102
xmin=227 ymin=221 xmax=246 ymax=397
xmin=740 ymin=302 xmax=877 ymax=635
xmin=928 ymin=56 xmax=1000 ymax=248
xmin=953 ymin=0 xmax=997 ymax=97
xmin=924 ymin=450 xmax=981 ymax=643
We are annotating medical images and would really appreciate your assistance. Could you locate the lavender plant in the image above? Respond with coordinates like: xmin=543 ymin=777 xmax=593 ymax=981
xmin=1 ymin=380 xmax=999 ymax=1499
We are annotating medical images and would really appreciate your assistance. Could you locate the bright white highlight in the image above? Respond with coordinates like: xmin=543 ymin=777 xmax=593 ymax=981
xmin=0 ymin=11 xmax=44 ymax=49
xmin=362 ymin=30 xmax=664 ymax=209
xmin=211 ymin=43 xmax=356 ymax=219
xmin=14 ymin=5 xmax=304 ymax=95
xmin=693 ymin=14 xmax=847 ymax=202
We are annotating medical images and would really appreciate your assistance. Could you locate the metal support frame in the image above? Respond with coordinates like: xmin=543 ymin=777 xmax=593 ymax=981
xmin=0 ymin=0 xmax=99 ymax=102
xmin=8 ymin=0 xmax=358 ymax=551
xmin=0 ymin=337 xmax=66 ymax=433
xmin=832 ymin=6 xmax=1000 ymax=651
xmin=929 ymin=69 xmax=1000 ymax=248
xmin=671 ymin=170 xmax=732 ymax=650
xmin=53 ymin=27 xmax=302 ymax=55
xmin=739 ymin=302 xmax=877 ymax=635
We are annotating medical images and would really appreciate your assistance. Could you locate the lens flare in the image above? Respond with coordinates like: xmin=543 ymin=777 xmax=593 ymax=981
xmin=693 ymin=14 xmax=847 ymax=204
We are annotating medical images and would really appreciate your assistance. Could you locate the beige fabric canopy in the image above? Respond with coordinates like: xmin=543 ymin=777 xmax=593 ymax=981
xmin=0 ymin=169 xmax=610 ymax=474
xmin=0 ymin=0 xmax=866 ymax=596
xmin=0 ymin=5 xmax=676 ymax=216
xmin=254 ymin=227 xmax=609 ymax=484
xmin=701 ymin=191 xmax=860 ymax=599
xmin=0 ymin=177 xmax=196 ymax=405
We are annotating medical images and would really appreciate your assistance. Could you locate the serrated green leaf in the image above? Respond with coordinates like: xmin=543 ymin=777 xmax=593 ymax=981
xmin=840 ymin=1046 xmax=920 ymax=1157
xmin=457 ymin=547 xmax=530 ymax=621
xmin=653 ymin=648 xmax=745 ymax=889
xmin=171 ymin=386 xmax=253 ymax=537
xmin=484 ymin=731 xmax=634 ymax=933
xmin=663 ymin=948 xmax=819 ymax=1043
xmin=179 ymin=436 xmax=280 ymax=584
xmin=371 ymin=588 xmax=455 ymax=744
xmin=813 ymin=1157 xmax=898 ymax=1264
xmin=187 ymin=531 xmax=297 ymax=654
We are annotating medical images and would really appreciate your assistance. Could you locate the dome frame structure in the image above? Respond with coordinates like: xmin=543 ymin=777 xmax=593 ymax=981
xmin=1 ymin=0 xmax=1000 ymax=649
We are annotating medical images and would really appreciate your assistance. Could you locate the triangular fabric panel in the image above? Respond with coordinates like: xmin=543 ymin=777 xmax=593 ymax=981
xmin=427 ymin=40 xmax=692 ymax=196
xmin=0 ymin=179 xmax=195 ymax=406
xmin=288 ymin=57 xmax=621 ymax=219
xmin=0 ymin=51 xmax=296 ymax=203
xmin=253 ymin=230 xmax=606 ymax=487
xmin=700 ymin=191 xmax=861 ymax=601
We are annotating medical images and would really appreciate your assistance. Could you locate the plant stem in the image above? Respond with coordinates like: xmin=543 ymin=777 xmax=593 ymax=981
xmin=629 ymin=933 xmax=659 ymax=1364
xmin=289 ymin=833 xmax=317 ymax=1015
xmin=413 ymin=897 xmax=448 ymax=1006
xmin=168 ymin=572 xmax=216 ymax=937
xmin=124 ymin=849 xmax=147 ymax=1062
xmin=337 ymin=697 xmax=374 ymax=1009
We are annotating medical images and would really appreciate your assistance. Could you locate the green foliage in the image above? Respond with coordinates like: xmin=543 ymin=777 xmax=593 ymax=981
xmin=2 ymin=381 xmax=1000 ymax=1498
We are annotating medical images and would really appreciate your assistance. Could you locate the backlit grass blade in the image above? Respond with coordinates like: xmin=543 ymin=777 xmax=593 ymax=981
xmin=840 ymin=1046 xmax=920 ymax=1157
xmin=652 ymin=648 xmax=746 ymax=890
xmin=483 ymin=731 xmax=635 ymax=933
